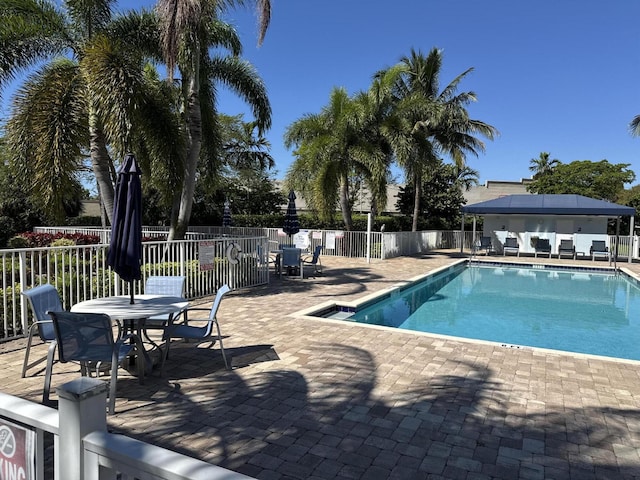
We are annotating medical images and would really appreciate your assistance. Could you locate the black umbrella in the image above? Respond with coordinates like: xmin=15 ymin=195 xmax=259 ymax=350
xmin=283 ymin=190 xmax=300 ymax=245
xmin=222 ymin=199 xmax=233 ymax=230
xmin=107 ymin=153 xmax=142 ymax=304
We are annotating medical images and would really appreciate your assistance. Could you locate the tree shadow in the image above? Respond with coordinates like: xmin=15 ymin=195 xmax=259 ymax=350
xmin=112 ymin=342 xmax=640 ymax=479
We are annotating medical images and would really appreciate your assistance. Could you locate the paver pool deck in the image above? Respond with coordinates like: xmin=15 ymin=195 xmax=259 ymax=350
xmin=3 ymin=251 xmax=640 ymax=479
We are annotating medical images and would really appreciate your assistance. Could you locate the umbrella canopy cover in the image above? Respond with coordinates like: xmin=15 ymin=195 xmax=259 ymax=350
xmin=283 ymin=190 xmax=300 ymax=237
xmin=107 ymin=153 xmax=142 ymax=283
xmin=222 ymin=200 xmax=233 ymax=227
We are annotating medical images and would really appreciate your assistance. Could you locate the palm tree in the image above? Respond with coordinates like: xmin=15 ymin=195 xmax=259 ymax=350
xmin=630 ymin=115 xmax=640 ymax=137
xmin=376 ymin=48 xmax=498 ymax=231
xmin=350 ymin=86 xmax=394 ymax=216
xmin=156 ymin=0 xmax=272 ymax=240
xmin=529 ymin=152 xmax=559 ymax=178
xmin=0 ymin=0 xmax=160 ymax=223
xmin=285 ymin=87 xmax=391 ymax=229
xmin=220 ymin=116 xmax=275 ymax=171
xmin=284 ymin=88 xmax=358 ymax=228
xmin=453 ymin=165 xmax=480 ymax=191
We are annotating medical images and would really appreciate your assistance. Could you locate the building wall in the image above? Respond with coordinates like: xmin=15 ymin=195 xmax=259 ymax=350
xmin=483 ymin=215 xmax=608 ymax=255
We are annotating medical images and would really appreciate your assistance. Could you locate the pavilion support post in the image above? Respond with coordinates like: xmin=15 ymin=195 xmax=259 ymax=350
xmin=614 ymin=216 xmax=620 ymax=268
xmin=460 ymin=215 xmax=465 ymax=253
xmin=629 ymin=216 xmax=635 ymax=264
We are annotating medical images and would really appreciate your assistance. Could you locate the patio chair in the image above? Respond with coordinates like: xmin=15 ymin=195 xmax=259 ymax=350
xmin=143 ymin=275 xmax=187 ymax=345
xmin=502 ymin=237 xmax=520 ymax=256
xmin=46 ymin=311 xmax=144 ymax=414
xmin=475 ymin=236 xmax=494 ymax=255
xmin=534 ymin=238 xmax=552 ymax=258
xmin=590 ymin=240 xmax=610 ymax=261
xmin=558 ymin=239 xmax=576 ymax=259
xmin=145 ymin=275 xmax=186 ymax=297
xmin=302 ymin=245 xmax=323 ymax=277
xmin=161 ymin=284 xmax=232 ymax=374
xmin=21 ymin=284 xmax=63 ymax=382
xmin=144 ymin=276 xmax=186 ymax=321
xmin=282 ymin=247 xmax=303 ymax=278
xmin=257 ymin=245 xmax=280 ymax=275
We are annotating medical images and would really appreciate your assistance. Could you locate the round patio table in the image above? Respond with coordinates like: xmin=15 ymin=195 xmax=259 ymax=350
xmin=71 ymin=295 xmax=188 ymax=374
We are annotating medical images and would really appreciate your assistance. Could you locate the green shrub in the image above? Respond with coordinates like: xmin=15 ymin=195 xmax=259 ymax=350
xmin=7 ymin=236 xmax=29 ymax=248
xmin=51 ymin=238 xmax=76 ymax=247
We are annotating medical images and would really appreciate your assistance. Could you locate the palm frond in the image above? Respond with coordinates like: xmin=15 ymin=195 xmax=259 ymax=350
xmin=6 ymin=58 xmax=87 ymax=222
xmin=81 ymin=34 xmax=146 ymax=155
xmin=208 ymin=55 xmax=271 ymax=132
xmin=0 ymin=0 xmax=70 ymax=88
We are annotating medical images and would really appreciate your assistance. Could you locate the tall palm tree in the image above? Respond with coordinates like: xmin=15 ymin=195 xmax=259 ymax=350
xmin=453 ymin=165 xmax=480 ymax=191
xmin=529 ymin=152 xmax=559 ymax=178
xmin=0 ymin=0 xmax=160 ymax=223
xmin=285 ymin=87 xmax=391 ymax=229
xmin=630 ymin=115 xmax=640 ymax=137
xmin=220 ymin=116 xmax=275 ymax=171
xmin=350 ymin=86 xmax=394 ymax=216
xmin=284 ymin=88 xmax=358 ymax=228
xmin=376 ymin=48 xmax=498 ymax=231
xmin=156 ymin=0 xmax=272 ymax=240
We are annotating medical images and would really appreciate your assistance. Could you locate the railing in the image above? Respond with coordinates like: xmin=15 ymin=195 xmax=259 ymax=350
xmin=0 ymin=380 xmax=253 ymax=479
xmin=35 ymin=226 xmax=387 ymax=260
xmin=1 ymin=236 xmax=269 ymax=342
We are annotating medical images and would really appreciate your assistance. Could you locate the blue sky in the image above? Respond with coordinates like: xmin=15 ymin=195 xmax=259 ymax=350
xmin=7 ymin=1 xmax=640 ymax=186
xmin=210 ymin=0 xmax=640 ymax=185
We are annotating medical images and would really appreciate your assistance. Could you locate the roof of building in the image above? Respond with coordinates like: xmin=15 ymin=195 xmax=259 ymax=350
xmin=461 ymin=194 xmax=635 ymax=216
xmin=463 ymin=179 xmax=532 ymax=205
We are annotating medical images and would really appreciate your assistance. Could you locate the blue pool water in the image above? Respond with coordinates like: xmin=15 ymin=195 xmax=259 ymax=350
xmin=346 ymin=264 xmax=640 ymax=361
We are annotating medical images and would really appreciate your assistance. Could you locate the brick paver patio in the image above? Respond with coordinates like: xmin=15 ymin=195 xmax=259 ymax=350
xmin=3 ymin=251 xmax=640 ymax=479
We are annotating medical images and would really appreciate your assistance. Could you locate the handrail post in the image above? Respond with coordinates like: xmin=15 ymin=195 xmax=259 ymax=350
xmin=18 ymin=250 xmax=29 ymax=333
xmin=180 ymin=241 xmax=186 ymax=277
xmin=57 ymin=378 xmax=108 ymax=480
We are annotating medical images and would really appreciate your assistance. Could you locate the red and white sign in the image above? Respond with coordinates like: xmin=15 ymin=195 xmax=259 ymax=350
xmin=0 ymin=419 xmax=34 ymax=480
xmin=199 ymin=241 xmax=215 ymax=271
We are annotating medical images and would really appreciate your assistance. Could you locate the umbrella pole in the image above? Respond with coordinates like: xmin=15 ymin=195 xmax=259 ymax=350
xmin=130 ymin=281 xmax=135 ymax=304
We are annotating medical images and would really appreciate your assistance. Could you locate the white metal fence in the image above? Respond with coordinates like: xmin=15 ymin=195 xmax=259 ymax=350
xmin=1 ymin=236 xmax=269 ymax=343
xmin=36 ymin=226 xmax=388 ymax=260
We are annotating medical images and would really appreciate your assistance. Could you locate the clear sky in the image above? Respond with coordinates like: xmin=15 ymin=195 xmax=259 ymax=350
xmin=211 ymin=0 xmax=640 ymax=185
xmin=8 ymin=1 xmax=640 ymax=186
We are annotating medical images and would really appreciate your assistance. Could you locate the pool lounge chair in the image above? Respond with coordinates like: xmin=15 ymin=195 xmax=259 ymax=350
xmin=558 ymin=239 xmax=576 ymax=259
xmin=534 ymin=238 xmax=551 ymax=258
xmin=475 ymin=236 xmax=494 ymax=255
xmin=503 ymin=237 xmax=519 ymax=256
xmin=590 ymin=240 xmax=610 ymax=261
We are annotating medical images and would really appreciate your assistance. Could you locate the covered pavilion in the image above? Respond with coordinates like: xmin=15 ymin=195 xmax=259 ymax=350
xmin=460 ymin=194 xmax=636 ymax=263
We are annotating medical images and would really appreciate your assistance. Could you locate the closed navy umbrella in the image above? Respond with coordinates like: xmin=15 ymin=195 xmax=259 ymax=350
xmin=283 ymin=190 xmax=300 ymax=244
xmin=222 ymin=200 xmax=233 ymax=230
xmin=107 ymin=153 xmax=142 ymax=304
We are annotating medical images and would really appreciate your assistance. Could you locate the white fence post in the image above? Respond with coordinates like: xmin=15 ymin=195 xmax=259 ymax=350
xmin=366 ymin=213 xmax=372 ymax=263
xmin=57 ymin=378 xmax=109 ymax=480
xmin=19 ymin=251 xmax=28 ymax=332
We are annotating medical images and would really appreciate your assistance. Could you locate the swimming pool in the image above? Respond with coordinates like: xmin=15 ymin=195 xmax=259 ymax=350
xmin=316 ymin=262 xmax=640 ymax=362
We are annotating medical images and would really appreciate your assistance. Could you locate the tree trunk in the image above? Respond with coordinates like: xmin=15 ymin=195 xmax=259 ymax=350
xmin=169 ymin=61 xmax=201 ymax=241
xmin=339 ymin=172 xmax=353 ymax=231
xmin=412 ymin=174 xmax=422 ymax=232
xmin=89 ymin=110 xmax=115 ymax=225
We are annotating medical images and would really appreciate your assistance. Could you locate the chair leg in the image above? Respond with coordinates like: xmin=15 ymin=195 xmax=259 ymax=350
xmin=134 ymin=336 xmax=145 ymax=383
xmin=42 ymin=342 xmax=56 ymax=404
xmin=215 ymin=322 xmax=229 ymax=370
xmin=21 ymin=326 xmax=37 ymax=378
xmin=108 ymin=359 xmax=118 ymax=415
xmin=159 ymin=338 xmax=171 ymax=377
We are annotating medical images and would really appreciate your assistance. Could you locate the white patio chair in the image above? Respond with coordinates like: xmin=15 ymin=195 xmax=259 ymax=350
xmin=21 ymin=285 xmax=63 ymax=390
xmin=161 ymin=284 xmax=232 ymax=374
